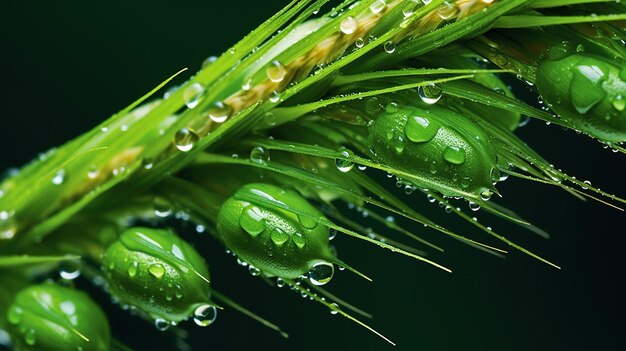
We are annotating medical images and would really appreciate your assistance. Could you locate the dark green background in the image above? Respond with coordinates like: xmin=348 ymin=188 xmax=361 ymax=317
xmin=1 ymin=1 xmax=624 ymax=350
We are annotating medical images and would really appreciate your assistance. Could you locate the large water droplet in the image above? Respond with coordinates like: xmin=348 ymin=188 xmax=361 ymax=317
xmin=148 ymin=263 xmax=166 ymax=279
xmin=292 ymin=232 xmax=306 ymax=249
xmin=298 ymin=214 xmax=317 ymax=229
xmin=405 ymin=115 xmax=439 ymax=143
xmin=174 ymin=128 xmax=199 ymax=152
xmin=308 ymin=262 xmax=334 ymax=286
xmin=240 ymin=206 xmax=265 ymax=237
xmin=569 ymin=63 xmax=607 ymax=114
xmin=128 ymin=261 xmax=138 ymax=278
xmin=340 ymin=16 xmax=358 ymax=34
xmin=612 ymin=94 xmax=625 ymax=111
xmin=183 ymin=83 xmax=205 ymax=109
xmin=59 ymin=259 xmax=81 ymax=280
xmin=24 ymin=328 xmax=36 ymax=346
xmin=370 ymin=0 xmax=387 ymax=14
xmin=207 ymin=101 xmax=233 ymax=123
xmin=193 ymin=304 xmax=217 ymax=327
xmin=383 ymin=41 xmax=396 ymax=53
xmin=154 ymin=319 xmax=170 ymax=331
xmin=442 ymin=146 xmax=466 ymax=164
xmin=52 ymin=170 xmax=65 ymax=185
xmin=250 ymin=146 xmax=270 ymax=164
xmin=7 ymin=306 xmax=23 ymax=325
xmin=266 ymin=60 xmax=287 ymax=82
xmin=335 ymin=149 xmax=354 ymax=172
xmin=270 ymin=227 xmax=289 ymax=245
xmin=269 ymin=91 xmax=281 ymax=103
xmin=418 ymin=84 xmax=442 ymax=104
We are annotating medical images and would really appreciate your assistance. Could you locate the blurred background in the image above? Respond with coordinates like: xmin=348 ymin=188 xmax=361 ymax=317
xmin=0 ymin=1 xmax=624 ymax=350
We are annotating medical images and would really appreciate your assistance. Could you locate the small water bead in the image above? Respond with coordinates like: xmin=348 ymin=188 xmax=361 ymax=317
xmin=0 ymin=210 xmax=16 ymax=240
xmin=468 ymin=202 xmax=481 ymax=211
xmin=480 ymin=190 xmax=493 ymax=201
xmin=59 ymin=260 xmax=81 ymax=280
xmin=442 ymin=146 xmax=466 ymax=165
xmin=127 ymin=261 xmax=139 ymax=278
xmin=329 ymin=303 xmax=340 ymax=315
xmin=292 ymin=233 xmax=306 ymax=249
xmin=329 ymin=228 xmax=337 ymax=241
xmin=402 ymin=1 xmax=417 ymax=17
xmin=437 ymin=2 xmax=459 ymax=20
xmin=269 ymin=227 xmax=289 ymax=246
xmin=174 ymin=128 xmax=199 ymax=152
xmin=404 ymin=184 xmax=414 ymax=195
xmin=239 ymin=206 xmax=265 ymax=237
xmin=613 ymin=95 xmax=625 ymax=111
xmin=335 ymin=149 xmax=355 ymax=172
xmin=52 ymin=170 xmax=65 ymax=185
xmin=153 ymin=197 xmax=172 ymax=218
xmin=183 ymin=83 xmax=205 ymax=109
xmin=276 ymin=278 xmax=286 ymax=288
xmin=266 ymin=60 xmax=287 ymax=83
xmin=405 ymin=115 xmax=439 ymax=143
xmin=148 ymin=263 xmax=166 ymax=279
xmin=207 ymin=101 xmax=233 ymax=123
xmin=7 ymin=305 xmax=23 ymax=324
xmin=193 ymin=304 xmax=217 ymax=327
xmin=308 ymin=262 xmax=334 ymax=286
xmin=444 ymin=205 xmax=453 ymax=213
xmin=355 ymin=37 xmax=365 ymax=48
xmin=418 ymin=84 xmax=442 ymax=104
xmin=201 ymin=55 xmax=217 ymax=69
xmin=242 ymin=79 xmax=253 ymax=91
xmin=582 ymin=180 xmax=592 ymax=189
xmin=154 ymin=319 xmax=170 ymax=331
xmin=248 ymin=265 xmax=261 ymax=276
xmin=269 ymin=91 xmax=281 ymax=103
xmin=370 ymin=0 xmax=386 ymax=14
xmin=340 ymin=16 xmax=358 ymax=34
xmin=427 ymin=194 xmax=436 ymax=203
xmin=250 ymin=146 xmax=270 ymax=164
xmin=24 ymin=328 xmax=36 ymax=346
xmin=383 ymin=41 xmax=396 ymax=53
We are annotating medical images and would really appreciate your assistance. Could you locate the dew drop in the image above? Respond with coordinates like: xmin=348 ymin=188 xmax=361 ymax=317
xmin=201 ymin=56 xmax=217 ymax=69
xmin=154 ymin=197 xmax=172 ymax=218
xmin=404 ymin=184 xmax=414 ymax=195
xmin=329 ymin=303 xmax=340 ymax=315
xmin=340 ymin=16 xmax=358 ymax=34
xmin=427 ymin=194 xmax=436 ymax=203
xmin=418 ymin=83 xmax=442 ymax=104
xmin=270 ymin=227 xmax=289 ymax=246
xmin=155 ymin=319 xmax=170 ymax=331
xmin=442 ymin=146 xmax=466 ymax=165
xmin=250 ymin=146 xmax=270 ymax=165
xmin=87 ymin=165 xmax=100 ymax=179
xmin=269 ymin=91 xmax=281 ymax=103
xmin=7 ymin=306 xmax=23 ymax=325
xmin=405 ymin=115 xmax=439 ymax=143
xmin=59 ymin=259 xmax=81 ymax=280
xmin=174 ymin=128 xmax=199 ymax=152
xmin=569 ymin=63 xmax=607 ymax=114
xmin=335 ymin=149 xmax=355 ymax=172
xmin=308 ymin=262 xmax=334 ymax=286
xmin=292 ymin=232 xmax=306 ymax=249
xmin=383 ymin=41 xmax=396 ymax=53
xmin=437 ymin=2 xmax=459 ymax=20
xmin=276 ymin=278 xmax=286 ymax=288
xmin=240 ymin=206 xmax=265 ymax=237
xmin=370 ymin=0 xmax=387 ymax=14
xmin=612 ymin=95 xmax=625 ymax=112
xmin=52 ymin=170 xmax=65 ymax=185
xmin=468 ymin=202 xmax=481 ymax=211
xmin=242 ymin=79 xmax=253 ymax=91
xmin=266 ymin=60 xmax=287 ymax=83
xmin=183 ymin=83 xmax=205 ymax=109
xmin=148 ymin=263 xmax=166 ymax=279
xmin=355 ymin=38 xmax=365 ymax=48
xmin=207 ymin=101 xmax=233 ymax=123
xmin=128 ymin=261 xmax=138 ymax=278
xmin=193 ymin=304 xmax=218 ymax=327
xmin=0 ymin=211 xmax=16 ymax=240
xmin=248 ymin=265 xmax=261 ymax=276
xmin=480 ymin=190 xmax=493 ymax=201
xmin=24 ymin=328 xmax=36 ymax=346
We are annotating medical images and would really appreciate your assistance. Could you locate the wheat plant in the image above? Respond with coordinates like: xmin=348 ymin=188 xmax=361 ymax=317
xmin=0 ymin=0 xmax=625 ymax=350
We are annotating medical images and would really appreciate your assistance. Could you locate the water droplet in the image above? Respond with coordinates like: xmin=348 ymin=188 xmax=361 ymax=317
xmin=340 ymin=16 xmax=358 ymax=34
xmin=405 ymin=115 xmax=439 ymax=143
xmin=402 ymin=1 xmax=416 ymax=17
xmin=308 ymin=262 xmax=334 ymax=286
xmin=242 ymin=79 xmax=253 ymax=91
xmin=292 ymin=232 xmax=306 ymax=249
xmin=183 ymin=83 xmax=205 ymax=109
xmin=480 ymin=190 xmax=493 ymax=201
xmin=24 ymin=328 xmax=36 ymax=346
xmin=155 ymin=318 xmax=170 ymax=331
xmin=276 ymin=278 xmax=286 ymax=288
xmin=443 ymin=146 xmax=466 ymax=165
xmin=153 ymin=197 xmax=172 ymax=218
xmin=355 ymin=37 xmax=365 ymax=48
xmin=266 ymin=60 xmax=287 ymax=82
xmin=468 ymin=202 xmax=481 ymax=211
xmin=201 ymin=56 xmax=217 ymax=69
xmin=0 ymin=211 xmax=16 ymax=240
xmin=87 ymin=165 xmax=100 ymax=179
xmin=298 ymin=213 xmax=317 ymax=229
xmin=335 ymin=149 xmax=354 ymax=172
xmin=240 ymin=206 xmax=265 ymax=237
xmin=269 ymin=91 xmax=281 ymax=103
xmin=194 ymin=304 xmax=217 ymax=327
xmin=7 ymin=305 xmax=23 ymax=324
xmin=329 ymin=228 xmax=337 ymax=241
xmin=383 ymin=41 xmax=396 ymax=53
xmin=427 ymin=194 xmax=436 ymax=203
xmin=418 ymin=83 xmax=442 ymax=104
xmin=370 ymin=0 xmax=386 ymax=14
xmin=404 ymin=184 xmax=414 ymax=195
xmin=612 ymin=95 xmax=625 ymax=111
xmin=207 ymin=101 xmax=233 ymax=123
xmin=248 ymin=265 xmax=261 ymax=276
xmin=570 ymin=63 xmax=607 ymax=114
xmin=128 ymin=261 xmax=138 ymax=278
xmin=148 ymin=263 xmax=166 ymax=279
xmin=52 ymin=170 xmax=65 ymax=185
xmin=437 ymin=2 xmax=459 ymax=20
xmin=582 ymin=180 xmax=592 ymax=189
xmin=329 ymin=303 xmax=340 ymax=315
xmin=270 ymin=227 xmax=289 ymax=245
xmin=174 ymin=128 xmax=199 ymax=152
xmin=59 ymin=260 xmax=81 ymax=280
xmin=250 ymin=146 xmax=270 ymax=164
